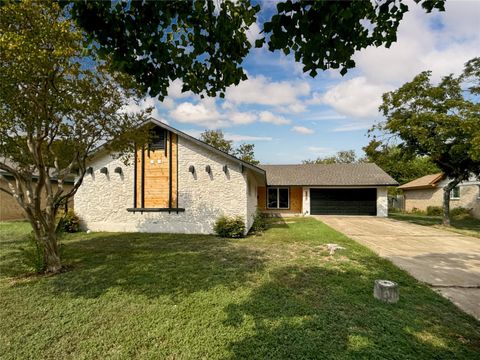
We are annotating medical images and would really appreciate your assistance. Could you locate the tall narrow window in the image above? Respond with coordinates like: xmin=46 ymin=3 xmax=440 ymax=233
xmin=149 ymin=127 xmax=166 ymax=150
xmin=267 ymin=187 xmax=289 ymax=209
xmin=450 ymin=186 xmax=460 ymax=199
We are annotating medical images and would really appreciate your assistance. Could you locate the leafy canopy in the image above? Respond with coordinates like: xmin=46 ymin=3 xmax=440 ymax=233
xmin=200 ymin=130 xmax=259 ymax=165
xmin=67 ymin=0 xmax=445 ymax=99
xmin=303 ymin=150 xmax=360 ymax=164
xmin=377 ymin=57 xmax=480 ymax=182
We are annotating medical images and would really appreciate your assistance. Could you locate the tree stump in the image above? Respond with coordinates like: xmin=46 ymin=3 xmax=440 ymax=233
xmin=374 ymin=280 xmax=399 ymax=303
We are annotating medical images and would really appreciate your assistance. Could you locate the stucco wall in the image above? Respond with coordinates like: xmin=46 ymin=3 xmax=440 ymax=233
xmin=74 ymin=136 xmax=250 ymax=234
xmin=404 ymin=182 xmax=480 ymax=219
xmin=245 ymin=170 xmax=259 ymax=229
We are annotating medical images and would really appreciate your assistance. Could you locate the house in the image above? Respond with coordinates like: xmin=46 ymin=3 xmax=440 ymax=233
xmin=0 ymin=164 xmax=74 ymax=221
xmin=74 ymin=119 xmax=398 ymax=234
xmin=398 ymin=173 xmax=480 ymax=218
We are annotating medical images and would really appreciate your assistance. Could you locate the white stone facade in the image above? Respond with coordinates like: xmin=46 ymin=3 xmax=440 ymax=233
xmin=75 ymin=136 xmax=259 ymax=234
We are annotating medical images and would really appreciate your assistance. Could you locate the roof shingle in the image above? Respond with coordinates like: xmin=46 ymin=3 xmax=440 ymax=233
xmin=259 ymin=163 xmax=398 ymax=186
xmin=397 ymin=173 xmax=444 ymax=190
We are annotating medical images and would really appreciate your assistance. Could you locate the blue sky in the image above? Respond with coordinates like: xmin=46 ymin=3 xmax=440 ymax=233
xmin=126 ymin=0 xmax=480 ymax=164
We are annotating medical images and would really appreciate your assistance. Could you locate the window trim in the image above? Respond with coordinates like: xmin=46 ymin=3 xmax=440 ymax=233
xmin=267 ymin=187 xmax=290 ymax=210
xmin=450 ymin=186 xmax=460 ymax=200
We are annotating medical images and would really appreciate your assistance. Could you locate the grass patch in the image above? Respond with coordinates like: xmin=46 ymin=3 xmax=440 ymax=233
xmin=390 ymin=212 xmax=480 ymax=238
xmin=1 ymin=219 xmax=479 ymax=359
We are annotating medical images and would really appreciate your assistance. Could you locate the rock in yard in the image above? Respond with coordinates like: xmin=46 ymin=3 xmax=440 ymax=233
xmin=374 ymin=280 xmax=399 ymax=304
xmin=326 ymin=243 xmax=345 ymax=255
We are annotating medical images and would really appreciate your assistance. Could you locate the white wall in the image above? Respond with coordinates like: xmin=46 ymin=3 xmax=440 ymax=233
xmin=75 ymin=136 xmax=250 ymax=234
xmin=301 ymin=186 xmax=389 ymax=217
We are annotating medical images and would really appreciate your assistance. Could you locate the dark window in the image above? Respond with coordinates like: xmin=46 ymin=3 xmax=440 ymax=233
xmin=450 ymin=186 xmax=460 ymax=199
xmin=267 ymin=187 xmax=289 ymax=209
xmin=149 ymin=127 xmax=166 ymax=150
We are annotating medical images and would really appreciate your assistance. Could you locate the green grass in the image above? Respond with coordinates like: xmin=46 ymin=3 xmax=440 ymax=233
xmin=0 ymin=219 xmax=479 ymax=359
xmin=390 ymin=212 xmax=480 ymax=238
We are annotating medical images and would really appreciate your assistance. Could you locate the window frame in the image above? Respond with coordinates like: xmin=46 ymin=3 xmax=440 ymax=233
xmin=450 ymin=186 xmax=460 ymax=200
xmin=267 ymin=187 xmax=290 ymax=210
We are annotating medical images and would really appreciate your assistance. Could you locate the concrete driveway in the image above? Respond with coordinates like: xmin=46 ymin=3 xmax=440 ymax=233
xmin=315 ymin=216 xmax=480 ymax=320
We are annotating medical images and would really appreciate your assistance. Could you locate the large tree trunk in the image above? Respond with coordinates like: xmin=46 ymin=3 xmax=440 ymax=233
xmin=442 ymin=179 xmax=461 ymax=227
xmin=42 ymin=231 xmax=62 ymax=273
xmin=442 ymin=187 xmax=451 ymax=227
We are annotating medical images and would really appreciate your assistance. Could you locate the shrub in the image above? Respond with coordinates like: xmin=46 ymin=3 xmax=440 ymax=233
xmin=56 ymin=209 xmax=80 ymax=233
xmin=410 ymin=207 xmax=426 ymax=215
xmin=214 ymin=215 xmax=246 ymax=238
xmin=250 ymin=210 xmax=267 ymax=233
xmin=450 ymin=207 xmax=471 ymax=219
xmin=426 ymin=206 xmax=443 ymax=216
xmin=18 ymin=233 xmax=44 ymax=273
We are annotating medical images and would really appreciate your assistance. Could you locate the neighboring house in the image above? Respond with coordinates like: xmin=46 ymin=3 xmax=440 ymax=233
xmin=0 ymin=168 xmax=74 ymax=221
xmin=74 ymin=119 xmax=398 ymax=234
xmin=398 ymin=173 xmax=480 ymax=219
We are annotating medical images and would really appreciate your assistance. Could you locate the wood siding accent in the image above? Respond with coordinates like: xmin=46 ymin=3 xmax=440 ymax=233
xmin=257 ymin=186 xmax=303 ymax=213
xmin=136 ymin=131 xmax=178 ymax=208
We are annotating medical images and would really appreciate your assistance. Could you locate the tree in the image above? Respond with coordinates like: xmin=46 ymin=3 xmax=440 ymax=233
xmin=200 ymin=130 xmax=234 ymax=154
xmin=66 ymin=0 xmax=445 ymax=98
xmin=303 ymin=150 xmax=359 ymax=164
xmin=235 ymin=143 xmax=259 ymax=166
xmin=363 ymin=140 xmax=439 ymax=185
xmin=0 ymin=1 xmax=149 ymax=273
xmin=200 ymin=130 xmax=259 ymax=165
xmin=377 ymin=57 xmax=480 ymax=226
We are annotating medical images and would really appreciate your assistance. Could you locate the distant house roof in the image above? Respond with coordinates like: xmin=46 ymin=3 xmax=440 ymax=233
xmin=260 ymin=163 xmax=398 ymax=186
xmin=398 ymin=173 xmax=444 ymax=190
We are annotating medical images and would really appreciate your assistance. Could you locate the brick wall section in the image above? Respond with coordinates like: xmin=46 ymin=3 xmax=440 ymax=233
xmin=74 ymin=136 xmax=253 ymax=234
xmin=404 ymin=184 xmax=480 ymax=218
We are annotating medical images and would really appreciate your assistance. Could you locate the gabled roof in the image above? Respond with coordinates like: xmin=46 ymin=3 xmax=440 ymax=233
xmin=260 ymin=163 xmax=398 ymax=186
xmin=398 ymin=173 xmax=444 ymax=190
xmin=148 ymin=119 xmax=266 ymax=176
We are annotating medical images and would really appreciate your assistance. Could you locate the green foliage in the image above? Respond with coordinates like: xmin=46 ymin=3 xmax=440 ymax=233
xmin=200 ymin=130 xmax=234 ymax=154
xmin=200 ymin=130 xmax=259 ymax=165
xmin=250 ymin=210 xmax=267 ymax=233
xmin=67 ymin=0 xmax=445 ymax=98
xmin=18 ymin=233 xmax=44 ymax=274
xmin=303 ymin=150 xmax=360 ymax=164
xmin=426 ymin=206 xmax=443 ymax=216
xmin=450 ymin=207 xmax=472 ymax=219
xmin=0 ymin=0 xmax=150 ymax=272
xmin=213 ymin=215 xmax=246 ymax=238
xmin=56 ymin=210 xmax=80 ymax=234
xmin=1 ymin=219 xmax=479 ymax=358
xmin=363 ymin=140 xmax=440 ymax=184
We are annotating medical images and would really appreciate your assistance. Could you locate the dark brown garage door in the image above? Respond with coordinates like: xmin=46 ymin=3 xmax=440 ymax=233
xmin=310 ymin=188 xmax=377 ymax=215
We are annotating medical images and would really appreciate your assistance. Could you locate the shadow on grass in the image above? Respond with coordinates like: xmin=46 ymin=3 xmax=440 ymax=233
xmin=40 ymin=232 xmax=266 ymax=300
xmin=390 ymin=213 xmax=480 ymax=234
xmin=224 ymin=264 xmax=480 ymax=359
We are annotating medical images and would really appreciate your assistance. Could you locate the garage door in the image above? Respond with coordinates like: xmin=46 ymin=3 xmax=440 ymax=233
xmin=310 ymin=188 xmax=377 ymax=215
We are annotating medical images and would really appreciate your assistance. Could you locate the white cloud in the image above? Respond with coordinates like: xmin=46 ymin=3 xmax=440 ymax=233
xmin=169 ymin=99 xmax=228 ymax=129
xmin=331 ymin=122 xmax=371 ymax=133
xmin=246 ymin=22 xmax=261 ymax=46
xmin=162 ymin=97 xmax=175 ymax=110
xmin=292 ymin=126 xmax=314 ymax=135
xmin=224 ymin=133 xmax=273 ymax=142
xmin=122 ymin=96 xmax=164 ymax=120
xmin=167 ymin=79 xmax=192 ymax=99
xmin=225 ymin=75 xmax=310 ymax=109
xmin=320 ymin=77 xmax=391 ymax=118
xmin=229 ymin=111 xmax=257 ymax=125
xmin=258 ymin=111 xmax=291 ymax=125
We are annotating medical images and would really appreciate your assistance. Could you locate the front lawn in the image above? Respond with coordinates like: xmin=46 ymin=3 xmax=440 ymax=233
xmin=0 ymin=219 xmax=479 ymax=359
xmin=390 ymin=212 xmax=480 ymax=238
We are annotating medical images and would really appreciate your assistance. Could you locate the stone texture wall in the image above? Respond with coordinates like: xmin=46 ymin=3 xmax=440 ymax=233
xmin=404 ymin=183 xmax=480 ymax=219
xmin=74 ymin=136 xmax=251 ymax=234
xmin=245 ymin=169 xmax=260 ymax=230
xmin=0 ymin=178 xmax=74 ymax=221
